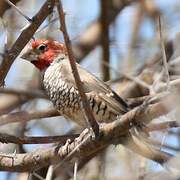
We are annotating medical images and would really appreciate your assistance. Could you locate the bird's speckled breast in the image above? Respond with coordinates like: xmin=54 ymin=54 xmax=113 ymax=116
xmin=43 ymin=60 xmax=118 ymax=127
xmin=43 ymin=62 xmax=86 ymax=125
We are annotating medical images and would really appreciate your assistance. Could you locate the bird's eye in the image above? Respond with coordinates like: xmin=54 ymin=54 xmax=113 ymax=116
xmin=37 ymin=44 xmax=47 ymax=51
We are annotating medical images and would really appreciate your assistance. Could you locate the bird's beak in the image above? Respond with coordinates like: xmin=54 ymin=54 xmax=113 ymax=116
xmin=20 ymin=47 xmax=37 ymax=62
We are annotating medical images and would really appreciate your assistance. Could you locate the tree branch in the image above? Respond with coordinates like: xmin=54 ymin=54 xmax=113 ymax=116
xmin=0 ymin=93 xmax=177 ymax=172
xmin=0 ymin=88 xmax=47 ymax=99
xmin=100 ymin=0 xmax=110 ymax=81
xmin=0 ymin=109 xmax=59 ymax=126
xmin=56 ymin=0 xmax=99 ymax=137
xmin=0 ymin=0 xmax=55 ymax=86
xmin=0 ymin=133 xmax=78 ymax=144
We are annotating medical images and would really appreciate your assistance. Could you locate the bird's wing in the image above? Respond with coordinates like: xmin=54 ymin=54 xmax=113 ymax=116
xmin=60 ymin=60 xmax=128 ymax=114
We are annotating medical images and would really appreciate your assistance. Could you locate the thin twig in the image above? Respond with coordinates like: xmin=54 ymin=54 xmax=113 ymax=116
xmin=0 ymin=109 xmax=59 ymax=126
xmin=102 ymin=61 xmax=151 ymax=89
xmin=158 ymin=15 xmax=170 ymax=90
xmin=137 ymin=40 xmax=173 ymax=75
xmin=36 ymin=17 xmax=59 ymax=34
xmin=0 ymin=133 xmax=78 ymax=144
xmin=153 ymin=78 xmax=180 ymax=93
xmin=56 ymin=0 xmax=99 ymax=137
xmin=5 ymin=0 xmax=32 ymax=22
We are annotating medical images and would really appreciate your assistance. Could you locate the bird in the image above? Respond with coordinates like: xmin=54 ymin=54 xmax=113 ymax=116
xmin=21 ymin=39 xmax=129 ymax=127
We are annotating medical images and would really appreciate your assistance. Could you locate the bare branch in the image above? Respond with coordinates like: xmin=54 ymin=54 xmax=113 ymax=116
xmin=0 ymin=0 xmax=55 ymax=86
xmin=0 ymin=133 xmax=78 ymax=144
xmin=74 ymin=160 xmax=78 ymax=180
xmin=73 ymin=0 xmax=140 ymax=62
xmin=5 ymin=0 xmax=32 ymax=22
xmin=158 ymin=15 xmax=170 ymax=90
xmin=56 ymin=0 xmax=99 ymax=137
xmin=0 ymin=92 xmax=178 ymax=172
xmin=0 ymin=87 xmax=47 ymax=99
xmin=0 ymin=109 xmax=59 ymax=126
xmin=100 ymin=0 xmax=110 ymax=81
xmin=0 ymin=0 xmax=21 ymax=17
xmin=0 ymin=121 xmax=172 ymax=172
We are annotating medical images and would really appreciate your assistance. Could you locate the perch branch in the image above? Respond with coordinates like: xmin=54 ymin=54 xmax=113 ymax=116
xmin=0 ymin=93 xmax=177 ymax=172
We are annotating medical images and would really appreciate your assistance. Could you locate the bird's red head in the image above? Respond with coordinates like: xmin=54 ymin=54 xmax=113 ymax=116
xmin=21 ymin=39 xmax=67 ymax=70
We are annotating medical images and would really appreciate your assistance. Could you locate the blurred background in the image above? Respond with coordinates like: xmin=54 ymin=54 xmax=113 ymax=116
xmin=0 ymin=0 xmax=180 ymax=179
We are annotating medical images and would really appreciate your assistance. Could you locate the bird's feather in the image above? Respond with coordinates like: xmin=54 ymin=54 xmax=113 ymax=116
xmin=59 ymin=59 xmax=128 ymax=115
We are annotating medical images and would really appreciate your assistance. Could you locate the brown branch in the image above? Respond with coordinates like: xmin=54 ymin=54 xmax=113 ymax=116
xmin=0 ymin=125 xmax=172 ymax=172
xmin=100 ymin=0 xmax=110 ymax=81
xmin=5 ymin=0 xmax=32 ymax=22
xmin=0 ymin=88 xmax=47 ymax=99
xmin=0 ymin=94 xmax=27 ymax=115
xmin=73 ymin=0 xmax=139 ymax=62
xmin=0 ymin=109 xmax=59 ymax=126
xmin=147 ymin=121 xmax=179 ymax=132
xmin=0 ymin=0 xmax=55 ymax=86
xmin=56 ymin=0 xmax=99 ymax=137
xmin=0 ymin=133 xmax=78 ymax=144
xmin=0 ymin=93 xmax=177 ymax=172
xmin=158 ymin=15 xmax=170 ymax=89
xmin=0 ymin=0 xmax=21 ymax=17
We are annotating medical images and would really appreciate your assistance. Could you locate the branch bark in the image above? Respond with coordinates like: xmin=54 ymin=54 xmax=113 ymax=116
xmin=0 ymin=0 xmax=55 ymax=86
xmin=0 ymin=109 xmax=59 ymax=126
xmin=0 ymin=93 xmax=178 ymax=172
xmin=56 ymin=0 xmax=99 ymax=137
xmin=0 ymin=0 xmax=21 ymax=17
xmin=100 ymin=0 xmax=110 ymax=81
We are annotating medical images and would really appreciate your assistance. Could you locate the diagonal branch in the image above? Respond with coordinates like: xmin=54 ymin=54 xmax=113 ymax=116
xmin=5 ymin=0 xmax=32 ymax=22
xmin=0 ymin=0 xmax=55 ymax=86
xmin=56 ymin=0 xmax=99 ymax=137
xmin=0 ymin=0 xmax=21 ymax=17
